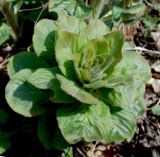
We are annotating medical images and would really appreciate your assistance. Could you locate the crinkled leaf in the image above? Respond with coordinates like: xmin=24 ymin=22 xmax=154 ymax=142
xmin=85 ymin=51 xmax=150 ymax=89
xmin=80 ymin=19 xmax=109 ymax=43
xmin=0 ymin=109 xmax=9 ymax=124
xmin=57 ymin=102 xmax=111 ymax=144
xmin=5 ymin=69 xmax=50 ymax=117
xmin=56 ymin=74 xmax=99 ymax=105
xmin=101 ymin=80 xmax=145 ymax=142
xmin=57 ymin=15 xmax=87 ymax=34
xmin=28 ymin=68 xmax=73 ymax=103
xmin=38 ymin=116 xmax=69 ymax=150
xmin=97 ymin=52 xmax=151 ymax=142
xmin=33 ymin=19 xmax=57 ymax=60
xmin=73 ymin=32 xmax=123 ymax=83
xmin=49 ymin=0 xmax=93 ymax=19
xmin=7 ymin=52 xmax=49 ymax=78
xmin=119 ymin=52 xmax=151 ymax=83
xmin=104 ymin=31 xmax=124 ymax=74
xmin=0 ymin=23 xmax=11 ymax=46
xmin=100 ymin=52 xmax=151 ymax=113
xmin=73 ymin=38 xmax=114 ymax=83
xmin=152 ymin=104 xmax=160 ymax=116
xmin=55 ymin=32 xmax=80 ymax=79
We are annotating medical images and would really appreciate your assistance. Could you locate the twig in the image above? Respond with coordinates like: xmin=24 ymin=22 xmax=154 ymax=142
xmin=125 ymin=47 xmax=160 ymax=55
xmin=91 ymin=141 xmax=99 ymax=157
xmin=95 ymin=0 xmax=109 ymax=19
xmin=35 ymin=1 xmax=46 ymax=24
xmin=76 ymin=147 xmax=86 ymax=157
xmin=19 ymin=2 xmax=48 ymax=12
xmin=86 ymin=0 xmax=89 ymax=6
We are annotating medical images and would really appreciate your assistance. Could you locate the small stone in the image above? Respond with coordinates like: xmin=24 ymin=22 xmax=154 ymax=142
xmin=96 ymin=145 xmax=106 ymax=151
xmin=95 ymin=150 xmax=102 ymax=156
xmin=151 ymin=61 xmax=160 ymax=73
xmin=87 ymin=150 xmax=92 ymax=157
xmin=148 ymin=78 xmax=160 ymax=93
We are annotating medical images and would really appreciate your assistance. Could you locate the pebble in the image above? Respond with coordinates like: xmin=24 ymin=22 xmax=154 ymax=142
xmin=95 ymin=150 xmax=102 ymax=156
xmin=96 ymin=145 xmax=106 ymax=151
xmin=87 ymin=150 xmax=92 ymax=157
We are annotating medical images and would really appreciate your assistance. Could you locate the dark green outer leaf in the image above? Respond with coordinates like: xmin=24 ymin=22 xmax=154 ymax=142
xmin=0 ymin=130 xmax=11 ymax=154
xmin=0 ymin=109 xmax=9 ymax=124
xmin=0 ymin=140 xmax=11 ymax=155
xmin=5 ymin=69 xmax=49 ymax=117
xmin=7 ymin=52 xmax=49 ymax=78
xmin=38 ymin=116 xmax=69 ymax=150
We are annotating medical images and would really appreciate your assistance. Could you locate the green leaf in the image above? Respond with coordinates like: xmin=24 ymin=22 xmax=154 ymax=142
xmin=86 ymin=51 xmax=150 ymax=89
xmin=49 ymin=0 xmax=93 ymax=19
xmin=97 ymin=52 xmax=151 ymax=142
xmin=28 ymin=67 xmax=60 ymax=90
xmin=57 ymin=102 xmax=111 ymax=144
xmin=102 ymin=80 xmax=145 ymax=142
xmin=0 ymin=140 xmax=11 ymax=155
xmin=0 ymin=109 xmax=9 ymax=124
xmin=56 ymin=74 xmax=99 ymax=105
xmin=38 ymin=116 xmax=69 ymax=150
xmin=80 ymin=19 xmax=109 ymax=43
xmin=120 ymin=52 xmax=151 ymax=83
xmin=152 ymin=104 xmax=160 ymax=116
xmin=28 ymin=68 xmax=73 ymax=103
xmin=55 ymin=32 xmax=80 ymax=79
xmin=50 ymin=79 xmax=74 ymax=104
xmin=57 ymin=15 xmax=87 ymax=34
xmin=7 ymin=52 xmax=49 ymax=78
xmin=113 ymin=3 xmax=146 ymax=22
xmin=33 ymin=19 xmax=57 ymax=60
xmin=0 ymin=23 xmax=11 ymax=46
xmin=0 ymin=130 xmax=11 ymax=154
xmin=5 ymin=69 xmax=50 ymax=117
xmin=100 ymin=52 xmax=151 ymax=112
xmin=73 ymin=39 xmax=114 ymax=83
xmin=61 ymin=147 xmax=73 ymax=157
xmin=73 ymin=32 xmax=124 ymax=83
xmin=104 ymin=31 xmax=124 ymax=74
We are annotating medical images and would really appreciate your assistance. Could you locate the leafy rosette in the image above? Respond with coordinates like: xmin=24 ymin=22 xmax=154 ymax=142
xmin=5 ymin=16 xmax=151 ymax=145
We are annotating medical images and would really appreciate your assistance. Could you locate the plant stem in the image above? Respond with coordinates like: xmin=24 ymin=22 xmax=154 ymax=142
xmin=1 ymin=0 xmax=21 ymax=41
xmin=94 ymin=0 xmax=109 ymax=19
